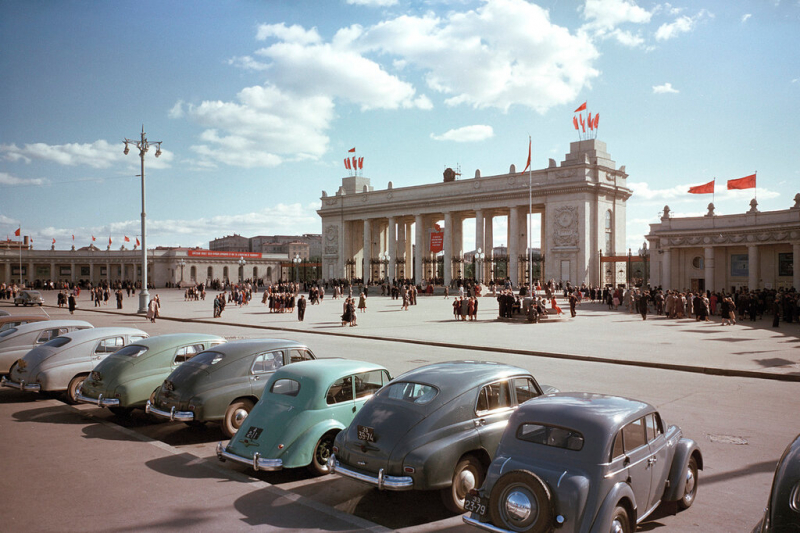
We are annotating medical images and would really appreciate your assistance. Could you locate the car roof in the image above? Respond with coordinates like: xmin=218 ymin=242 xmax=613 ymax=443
xmin=393 ymin=360 xmax=532 ymax=395
xmin=271 ymin=359 xmax=386 ymax=382
xmin=0 ymin=315 xmax=49 ymax=324
xmin=8 ymin=320 xmax=93 ymax=334
xmin=210 ymin=338 xmax=308 ymax=355
xmin=58 ymin=327 xmax=148 ymax=343
xmin=133 ymin=333 xmax=226 ymax=348
xmin=511 ymin=392 xmax=654 ymax=441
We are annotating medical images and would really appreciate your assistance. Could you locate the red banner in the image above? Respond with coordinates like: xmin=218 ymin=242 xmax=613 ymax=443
xmin=188 ymin=250 xmax=263 ymax=259
xmin=430 ymin=231 xmax=443 ymax=253
xmin=688 ymin=180 xmax=714 ymax=194
xmin=727 ymin=173 xmax=756 ymax=190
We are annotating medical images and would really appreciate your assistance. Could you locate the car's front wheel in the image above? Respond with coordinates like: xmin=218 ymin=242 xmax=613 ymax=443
xmin=442 ymin=455 xmax=485 ymax=513
xmin=308 ymin=430 xmax=338 ymax=476
xmin=678 ymin=457 xmax=698 ymax=510
xmin=222 ymin=398 xmax=253 ymax=438
xmin=65 ymin=374 xmax=88 ymax=405
xmin=488 ymin=470 xmax=553 ymax=533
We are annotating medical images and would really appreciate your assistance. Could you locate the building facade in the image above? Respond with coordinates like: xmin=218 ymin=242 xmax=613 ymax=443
xmin=318 ymin=139 xmax=632 ymax=287
xmin=211 ymin=234 xmax=322 ymax=258
xmin=646 ymin=195 xmax=800 ymax=292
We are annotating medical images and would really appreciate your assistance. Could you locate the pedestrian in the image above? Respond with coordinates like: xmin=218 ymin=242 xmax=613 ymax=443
xmin=147 ymin=297 xmax=158 ymax=323
xmin=68 ymin=292 xmax=77 ymax=314
xmin=358 ymin=292 xmax=367 ymax=313
xmin=772 ymin=297 xmax=781 ymax=328
xmin=116 ymin=289 xmax=123 ymax=309
xmin=569 ymin=290 xmax=579 ymax=317
xmin=638 ymin=291 xmax=649 ymax=320
xmin=297 ymin=294 xmax=306 ymax=322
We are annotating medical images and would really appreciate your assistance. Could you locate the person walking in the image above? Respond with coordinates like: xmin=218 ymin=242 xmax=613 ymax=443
xmin=68 ymin=292 xmax=77 ymax=314
xmin=297 ymin=294 xmax=306 ymax=322
xmin=358 ymin=292 xmax=367 ymax=313
xmin=115 ymin=289 xmax=123 ymax=309
xmin=569 ymin=290 xmax=579 ymax=318
xmin=147 ymin=297 xmax=158 ymax=323
xmin=772 ymin=297 xmax=781 ymax=328
xmin=638 ymin=291 xmax=649 ymax=320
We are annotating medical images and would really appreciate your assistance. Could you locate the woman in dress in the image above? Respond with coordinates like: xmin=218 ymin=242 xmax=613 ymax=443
xmin=550 ymin=296 xmax=563 ymax=316
xmin=358 ymin=292 xmax=367 ymax=313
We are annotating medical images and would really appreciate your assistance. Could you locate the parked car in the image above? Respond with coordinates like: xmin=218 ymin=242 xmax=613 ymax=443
xmin=76 ymin=333 xmax=227 ymax=415
xmin=217 ymin=359 xmax=391 ymax=476
xmin=0 ymin=315 xmax=49 ymax=332
xmin=329 ymin=361 xmax=557 ymax=513
xmin=0 ymin=310 xmax=10 ymax=316
xmin=147 ymin=339 xmax=317 ymax=437
xmin=757 ymin=433 xmax=800 ymax=532
xmin=14 ymin=290 xmax=45 ymax=306
xmin=462 ymin=392 xmax=703 ymax=533
xmin=0 ymin=319 xmax=93 ymax=374
xmin=2 ymin=327 xmax=148 ymax=403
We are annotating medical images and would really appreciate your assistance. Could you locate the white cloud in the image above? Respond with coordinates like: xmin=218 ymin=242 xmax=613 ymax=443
xmin=741 ymin=13 xmax=752 ymax=23
xmin=655 ymin=10 xmax=711 ymax=41
xmin=0 ymin=171 xmax=47 ymax=186
xmin=582 ymin=0 xmax=653 ymax=32
xmin=653 ymin=82 xmax=679 ymax=94
xmin=256 ymin=23 xmax=322 ymax=45
xmin=347 ymin=0 xmax=398 ymax=6
xmin=168 ymin=101 xmax=185 ymax=119
xmin=0 ymin=140 xmax=171 ymax=169
xmin=360 ymin=0 xmax=599 ymax=112
xmin=431 ymin=125 xmax=494 ymax=142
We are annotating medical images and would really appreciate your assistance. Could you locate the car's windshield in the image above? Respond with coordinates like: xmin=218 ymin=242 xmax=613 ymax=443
xmin=44 ymin=337 xmax=72 ymax=348
xmin=377 ymin=381 xmax=438 ymax=404
xmin=190 ymin=350 xmax=225 ymax=366
xmin=113 ymin=345 xmax=149 ymax=358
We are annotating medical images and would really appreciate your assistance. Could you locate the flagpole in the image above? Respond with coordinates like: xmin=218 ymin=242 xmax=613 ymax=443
xmin=712 ymin=178 xmax=715 ymax=205
xmin=754 ymin=171 xmax=757 ymax=201
xmin=528 ymin=136 xmax=533 ymax=291
xmin=19 ymin=226 xmax=23 ymax=287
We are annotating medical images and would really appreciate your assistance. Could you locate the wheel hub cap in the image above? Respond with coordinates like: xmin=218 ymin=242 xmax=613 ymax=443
xmin=505 ymin=490 xmax=534 ymax=522
xmin=233 ymin=409 xmax=248 ymax=426
xmin=456 ymin=469 xmax=477 ymax=496
xmin=685 ymin=469 xmax=696 ymax=499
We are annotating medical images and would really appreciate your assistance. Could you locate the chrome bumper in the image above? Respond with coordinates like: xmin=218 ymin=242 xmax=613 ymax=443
xmin=327 ymin=455 xmax=413 ymax=490
xmin=215 ymin=441 xmax=283 ymax=471
xmin=75 ymin=391 xmax=120 ymax=407
xmin=1 ymin=375 xmax=41 ymax=392
xmin=462 ymin=516 xmax=513 ymax=533
xmin=145 ymin=400 xmax=194 ymax=421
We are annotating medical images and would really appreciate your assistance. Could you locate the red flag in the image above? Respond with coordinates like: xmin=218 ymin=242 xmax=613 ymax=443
xmin=727 ymin=173 xmax=756 ymax=190
xmin=579 ymin=114 xmax=585 ymax=132
xmin=522 ymin=138 xmax=531 ymax=173
xmin=572 ymin=116 xmax=578 ymax=130
xmin=343 ymin=158 xmax=349 ymax=169
xmin=92 ymin=235 xmax=96 ymax=241
xmin=108 ymin=237 xmax=112 ymax=245
xmin=72 ymin=234 xmax=74 ymax=241
xmin=136 ymin=238 xmax=140 ymax=246
xmin=688 ymin=180 xmax=715 ymax=194
xmin=593 ymin=114 xmax=599 ymax=129
xmin=574 ymin=102 xmax=587 ymax=113
xmin=358 ymin=157 xmax=363 ymax=169
xmin=124 ymin=236 xmax=130 ymax=242
xmin=348 ymin=147 xmax=356 ymax=153
xmin=587 ymin=112 xmax=593 ymax=130
xmin=352 ymin=156 xmax=357 ymax=169
xmin=14 ymin=227 xmax=20 ymax=236
xmin=52 ymin=238 xmax=56 ymax=245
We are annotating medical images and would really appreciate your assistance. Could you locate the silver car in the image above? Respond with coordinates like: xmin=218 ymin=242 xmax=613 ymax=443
xmin=14 ymin=290 xmax=45 ymax=306
xmin=2 ymin=327 xmax=148 ymax=403
xmin=0 ymin=320 xmax=93 ymax=374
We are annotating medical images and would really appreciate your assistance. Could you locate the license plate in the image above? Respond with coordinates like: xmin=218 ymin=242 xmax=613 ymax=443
xmin=244 ymin=426 xmax=263 ymax=440
xmin=464 ymin=493 xmax=488 ymax=516
xmin=357 ymin=425 xmax=375 ymax=442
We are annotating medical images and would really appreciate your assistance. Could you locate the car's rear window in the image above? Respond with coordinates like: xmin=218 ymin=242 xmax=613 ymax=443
xmin=191 ymin=350 xmax=225 ymax=365
xmin=44 ymin=337 xmax=72 ymax=348
xmin=270 ymin=379 xmax=300 ymax=397
xmin=114 ymin=345 xmax=149 ymax=358
xmin=0 ymin=328 xmax=18 ymax=338
xmin=378 ymin=381 xmax=438 ymax=404
xmin=516 ymin=423 xmax=584 ymax=451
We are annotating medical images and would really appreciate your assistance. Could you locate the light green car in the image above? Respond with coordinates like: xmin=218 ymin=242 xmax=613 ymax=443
xmin=77 ymin=333 xmax=226 ymax=415
xmin=217 ymin=359 xmax=391 ymax=476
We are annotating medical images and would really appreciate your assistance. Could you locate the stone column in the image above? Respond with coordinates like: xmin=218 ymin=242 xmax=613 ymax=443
xmin=4 ymin=262 xmax=10 ymax=285
xmin=661 ymin=248 xmax=671 ymax=290
xmin=475 ymin=209 xmax=485 ymax=255
xmin=793 ymin=242 xmax=800 ymax=292
xmin=28 ymin=261 xmax=34 ymax=285
xmin=340 ymin=221 xmax=348 ymax=280
xmin=388 ymin=217 xmax=396 ymax=282
xmin=363 ymin=219 xmax=372 ymax=283
xmin=508 ymin=207 xmax=519 ymax=286
xmin=519 ymin=208 xmax=528 ymax=286
xmin=747 ymin=244 xmax=759 ymax=290
xmin=703 ymin=247 xmax=715 ymax=293
xmin=414 ymin=215 xmax=424 ymax=283
xmin=443 ymin=212 xmax=453 ymax=287
xmin=70 ymin=261 xmax=75 ymax=283
xmin=50 ymin=261 xmax=56 ymax=282
xmin=89 ymin=262 xmax=94 ymax=284
xmin=485 ymin=215 xmax=493 ymax=282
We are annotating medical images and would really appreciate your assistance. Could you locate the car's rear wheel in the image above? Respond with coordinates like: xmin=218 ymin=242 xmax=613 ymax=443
xmin=442 ymin=455 xmax=485 ymax=513
xmin=678 ymin=457 xmax=698 ymax=510
xmin=65 ymin=374 xmax=88 ymax=405
xmin=488 ymin=470 xmax=552 ymax=533
xmin=308 ymin=430 xmax=337 ymax=476
xmin=222 ymin=399 xmax=253 ymax=438
xmin=610 ymin=505 xmax=631 ymax=533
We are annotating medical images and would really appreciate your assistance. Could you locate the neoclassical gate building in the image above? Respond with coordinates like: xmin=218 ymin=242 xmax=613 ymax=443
xmin=318 ymin=139 xmax=632 ymax=287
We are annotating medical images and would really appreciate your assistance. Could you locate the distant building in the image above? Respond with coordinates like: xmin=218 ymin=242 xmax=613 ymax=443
xmin=210 ymin=233 xmax=322 ymax=258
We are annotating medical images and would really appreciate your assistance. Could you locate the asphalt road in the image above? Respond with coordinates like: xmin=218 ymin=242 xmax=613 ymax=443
xmin=1 ymin=288 xmax=798 ymax=532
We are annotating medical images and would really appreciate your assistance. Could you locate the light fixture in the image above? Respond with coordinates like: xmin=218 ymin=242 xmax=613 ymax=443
xmin=123 ymin=144 xmax=129 ymax=155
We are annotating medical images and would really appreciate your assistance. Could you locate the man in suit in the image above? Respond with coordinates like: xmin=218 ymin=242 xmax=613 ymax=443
xmin=297 ymin=294 xmax=307 ymax=322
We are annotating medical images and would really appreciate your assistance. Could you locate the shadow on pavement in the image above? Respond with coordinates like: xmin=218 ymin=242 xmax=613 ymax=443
xmin=12 ymin=405 xmax=88 ymax=425
xmin=233 ymin=486 xmax=356 ymax=531
xmin=145 ymin=452 xmax=233 ymax=481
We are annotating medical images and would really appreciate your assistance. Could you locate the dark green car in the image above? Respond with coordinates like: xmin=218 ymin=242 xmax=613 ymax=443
xmin=76 ymin=333 xmax=227 ymax=415
xmin=147 ymin=339 xmax=316 ymax=437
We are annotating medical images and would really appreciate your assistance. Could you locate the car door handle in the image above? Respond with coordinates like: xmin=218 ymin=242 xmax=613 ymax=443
xmin=253 ymin=375 xmax=259 ymax=380
xmin=474 ymin=418 xmax=486 ymax=427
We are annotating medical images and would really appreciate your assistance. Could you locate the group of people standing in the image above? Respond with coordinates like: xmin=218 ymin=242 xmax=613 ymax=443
xmin=452 ymin=296 xmax=478 ymax=320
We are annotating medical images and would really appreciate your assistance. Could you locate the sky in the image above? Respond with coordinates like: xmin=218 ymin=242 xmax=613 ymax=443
xmin=2 ymin=0 xmax=799 ymax=255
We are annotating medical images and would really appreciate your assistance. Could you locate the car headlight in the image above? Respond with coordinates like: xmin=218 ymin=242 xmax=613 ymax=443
xmin=791 ymin=481 xmax=800 ymax=513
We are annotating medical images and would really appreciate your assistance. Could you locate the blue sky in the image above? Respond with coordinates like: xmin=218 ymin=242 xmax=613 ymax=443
xmin=2 ymin=0 xmax=798 ymax=254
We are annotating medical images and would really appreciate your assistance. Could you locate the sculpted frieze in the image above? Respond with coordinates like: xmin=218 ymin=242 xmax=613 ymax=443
xmin=552 ymin=205 xmax=578 ymax=247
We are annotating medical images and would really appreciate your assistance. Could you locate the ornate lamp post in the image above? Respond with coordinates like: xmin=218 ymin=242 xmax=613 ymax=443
xmin=380 ymin=252 xmax=391 ymax=282
xmin=238 ymin=257 xmax=246 ymax=284
xmin=124 ymin=126 xmax=162 ymax=314
xmin=474 ymin=248 xmax=485 ymax=284
xmin=177 ymin=259 xmax=186 ymax=286
xmin=293 ymin=253 xmax=301 ymax=284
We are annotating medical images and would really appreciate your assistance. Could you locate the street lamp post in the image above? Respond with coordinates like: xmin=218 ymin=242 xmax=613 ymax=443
xmin=381 ymin=252 xmax=390 ymax=282
xmin=238 ymin=257 xmax=246 ymax=284
xmin=474 ymin=248 xmax=485 ymax=284
xmin=124 ymin=126 xmax=162 ymax=314
xmin=293 ymin=253 xmax=301 ymax=285
xmin=177 ymin=259 xmax=186 ymax=286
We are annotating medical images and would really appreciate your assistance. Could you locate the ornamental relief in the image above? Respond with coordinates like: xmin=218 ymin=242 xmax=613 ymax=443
xmin=324 ymin=225 xmax=339 ymax=254
xmin=552 ymin=205 xmax=578 ymax=247
xmin=665 ymin=228 xmax=800 ymax=247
